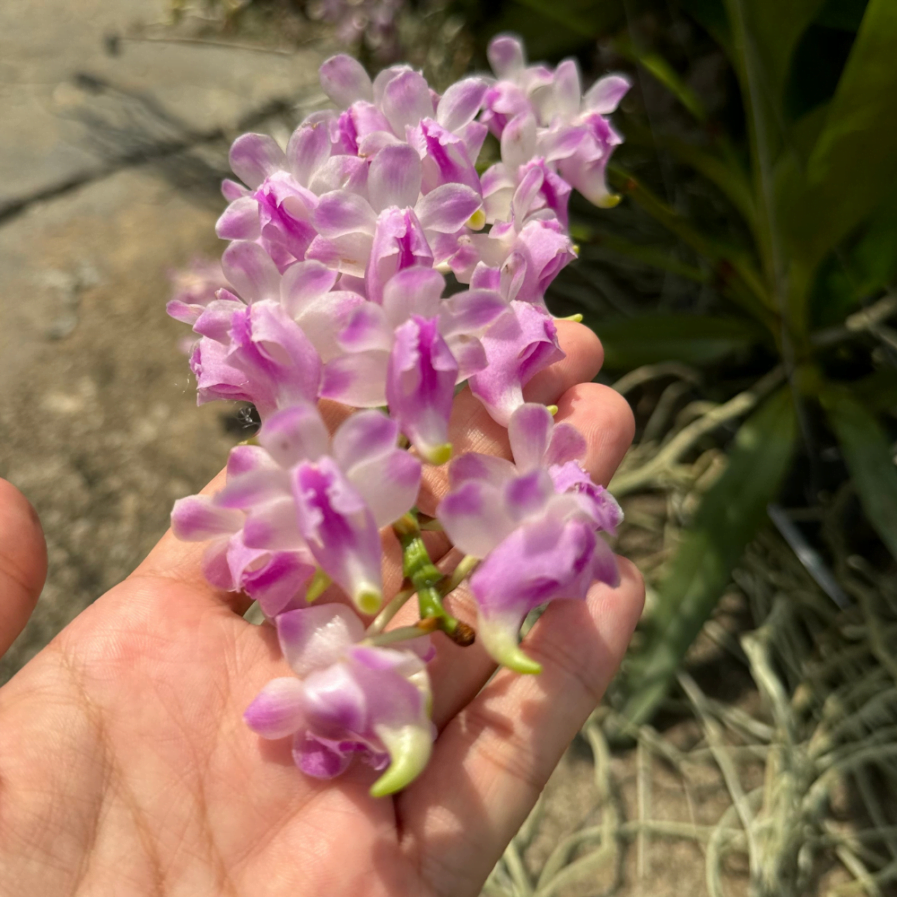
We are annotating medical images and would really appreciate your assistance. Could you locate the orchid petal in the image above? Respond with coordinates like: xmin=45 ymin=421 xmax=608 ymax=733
xmin=222 ymin=240 xmax=281 ymax=303
xmin=216 ymin=196 xmax=261 ymax=241
xmin=584 ymin=74 xmax=631 ymax=114
xmin=553 ymin=59 xmax=582 ymax=118
xmin=508 ymin=402 xmax=553 ymax=471
xmin=368 ymin=145 xmax=422 ymax=213
xmin=415 ymin=183 xmax=482 ymax=234
xmin=332 ymin=410 xmax=399 ymax=469
xmin=229 ymin=133 xmax=285 ymax=189
xmin=313 ymin=191 xmax=377 ymax=237
xmin=277 ymin=605 xmax=365 ymax=677
xmin=488 ymin=35 xmax=526 ymax=79
xmin=382 ymin=70 xmax=434 ymax=134
xmin=258 ymin=404 xmax=330 ymax=467
xmin=319 ymin=54 xmax=374 ymax=107
xmin=321 ymin=351 xmax=389 ymax=407
xmin=436 ymin=78 xmax=488 ymax=132
xmin=287 ymin=122 xmax=332 ymax=185
xmin=244 ymin=678 xmax=305 ymax=739
xmin=500 ymin=113 xmax=537 ymax=169
xmin=382 ymin=267 xmax=445 ymax=326
xmin=437 ymin=480 xmax=514 ymax=558
xmin=171 ymin=496 xmax=242 ymax=540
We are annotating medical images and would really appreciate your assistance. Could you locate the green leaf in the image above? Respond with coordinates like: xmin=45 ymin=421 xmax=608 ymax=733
xmin=595 ymin=314 xmax=764 ymax=369
xmin=778 ymin=0 xmax=897 ymax=277
xmin=726 ymin=0 xmax=826 ymax=109
xmin=621 ymin=386 xmax=797 ymax=726
xmin=622 ymin=122 xmax=755 ymax=227
xmin=614 ymin=36 xmax=707 ymax=121
xmin=823 ymin=386 xmax=897 ymax=561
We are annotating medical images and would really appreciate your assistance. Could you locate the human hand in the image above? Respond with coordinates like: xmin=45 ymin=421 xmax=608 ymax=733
xmin=0 ymin=322 xmax=643 ymax=897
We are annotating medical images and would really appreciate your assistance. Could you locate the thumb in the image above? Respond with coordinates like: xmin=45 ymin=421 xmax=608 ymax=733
xmin=0 ymin=480 xmax=47 ymax=658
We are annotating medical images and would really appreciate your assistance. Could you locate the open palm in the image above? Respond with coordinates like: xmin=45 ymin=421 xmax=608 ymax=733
xmin=0 ymin=323 xmax=643 ymax=897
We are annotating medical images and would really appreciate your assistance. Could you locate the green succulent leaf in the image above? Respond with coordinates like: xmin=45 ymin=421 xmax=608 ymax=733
xmin=823 ymin=386 xmax=897 ymax=561
xmin=621 ymin=386 xmax=797 ymax=726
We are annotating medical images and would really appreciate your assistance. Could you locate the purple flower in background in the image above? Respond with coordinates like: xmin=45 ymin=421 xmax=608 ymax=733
xmin=438 ymin=403 xmax=621 ymax=671
xmin=244 ymin=604 xmax=434 ymax=795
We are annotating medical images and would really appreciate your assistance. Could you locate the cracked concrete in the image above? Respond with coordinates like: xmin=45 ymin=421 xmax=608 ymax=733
xmin=0 ymin=0 xmax=325 ymax=679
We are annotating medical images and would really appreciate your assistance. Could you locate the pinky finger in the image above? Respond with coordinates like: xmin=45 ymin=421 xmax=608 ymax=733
xmin=0 ymin=480 xmax=48 ymax=658
xmin=398 ymin=558 xmax=645 ymax=897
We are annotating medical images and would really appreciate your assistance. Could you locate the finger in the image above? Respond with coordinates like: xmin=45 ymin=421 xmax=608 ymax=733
xmin=555 ymin=382 xmax=635 ymax=486
xmin=523 ymin=319 xmax=603 ymax=404
xmin=0 ymin=480 xmax=48 ymax=657
xmin=398 ymin=558 xmax=645 ymax=897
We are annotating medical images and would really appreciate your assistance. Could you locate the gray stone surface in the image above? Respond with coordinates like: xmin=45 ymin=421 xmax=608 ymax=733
xmin=0 ymin=0 xmax=326 ymax=214
xmin=0 ymin=2 xmax=326 ymax=680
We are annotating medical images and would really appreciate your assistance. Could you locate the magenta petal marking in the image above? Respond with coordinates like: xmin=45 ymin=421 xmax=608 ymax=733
xmin=246 ymin=552 xmax=315 ymax=619
xmin=293 ymin=458 xmax=383 ymax=612
xmin=386 ymin=317 xmax=457 ymax=463
xmin=293 ymin=733 xmax=354 ymax=779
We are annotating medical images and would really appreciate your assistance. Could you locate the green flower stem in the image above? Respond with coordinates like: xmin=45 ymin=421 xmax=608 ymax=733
xmin=365 ymin=585 xmax=415 ymax=636
xmin=392 ymin=513 xmax=476 ymax=645
xmin=440 ymin=555 xmax=480 ymax=597
xmin=362 ymin=620 xmax=439 ymax=648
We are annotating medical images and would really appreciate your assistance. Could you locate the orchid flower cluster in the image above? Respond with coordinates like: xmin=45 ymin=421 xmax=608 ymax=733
xmin=169 ymin=36 xmax=628 ymax=797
